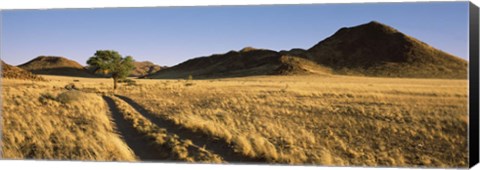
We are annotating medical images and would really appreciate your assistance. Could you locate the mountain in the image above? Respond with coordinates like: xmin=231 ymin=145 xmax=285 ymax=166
xmin=18 ymin=56 xmax=96 ymax=77
xmin=306 ymin=21 xmax=467 ymax=79
xmin=130 ymin=61 xmax=167 ymax=77
xmin=131 ymin=21 xmax=469 ymax=79
xmin=148 ymin=47 xmax=331 ymax=79
xmin=1 ymin=60 xmax=45 ymax=80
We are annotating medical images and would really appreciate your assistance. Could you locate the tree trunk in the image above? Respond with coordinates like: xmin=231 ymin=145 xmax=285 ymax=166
xmin=113 ymin=77 xmax=118 ymax=90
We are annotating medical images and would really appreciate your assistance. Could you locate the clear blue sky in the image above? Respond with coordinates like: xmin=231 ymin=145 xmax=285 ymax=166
xmin=1 ymin=1 xmax=469 ymax=66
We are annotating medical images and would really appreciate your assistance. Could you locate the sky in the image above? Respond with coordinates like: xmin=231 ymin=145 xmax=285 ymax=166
xmin=0 ymin=1 xmax=470 ymax=66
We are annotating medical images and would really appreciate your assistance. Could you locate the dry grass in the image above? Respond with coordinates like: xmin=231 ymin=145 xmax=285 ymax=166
xmin=107 ymin=95 xmax=223 ymax=163
xmin=1 ymin=78 xmax=135 ymax=161
xmin=1 ymin=74 xmax=468 ymax=168
xmin=118 ymin=75 xmax=468 ymax=167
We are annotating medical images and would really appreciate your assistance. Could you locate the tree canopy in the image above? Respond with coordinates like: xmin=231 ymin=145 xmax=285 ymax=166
xmin=87 ymin=50 xmax=135 ymax=90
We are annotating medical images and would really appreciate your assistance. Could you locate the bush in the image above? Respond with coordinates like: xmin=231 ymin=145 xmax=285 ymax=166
xmin=39 ymin=93 xmax=56 ymax=104
xmin=64 ymin=83 xmax=78 ymax=90
xmin=56 ymin=91 xmax=87 ymax=104
xmin=118 ymin=79 xmax=137 ymax=86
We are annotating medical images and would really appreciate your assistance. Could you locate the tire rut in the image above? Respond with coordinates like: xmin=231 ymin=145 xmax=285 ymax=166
xmin=103 ymin=96 xmax=166 ymax=161
xmin=115 ymin=95 xmax=266 ymax=164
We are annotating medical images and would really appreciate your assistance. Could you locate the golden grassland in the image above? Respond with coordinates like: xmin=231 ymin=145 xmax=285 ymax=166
xmin=107 ymin=95 xmax=223 ymax=163
xmin=1 ymin=74 xmax=468 ymax=168
xmin=118 ymin=75 xmax=468 ymax=167
xmin=1 ymin=78 xmax=135 ymax=161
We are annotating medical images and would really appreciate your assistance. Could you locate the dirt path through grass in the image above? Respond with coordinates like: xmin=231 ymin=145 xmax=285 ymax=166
xmin=103 ymin=96 xmax=167 ymax=161
xmin=115 ymin=95 xmax=265 ymax=163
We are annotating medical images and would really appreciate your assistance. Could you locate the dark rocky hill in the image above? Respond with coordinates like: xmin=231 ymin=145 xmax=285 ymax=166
xmin=1 ymin=60 xmax=45 ymax=80
xmin=149 ymin=47 xmax=331 ymax=79
xmin=18 ymin=56 xmax=96 ymax=77
xmin=307 ymin=21 xmax=467 ymax=78
xmin=131 ymin=61 xmax=167 ymax=77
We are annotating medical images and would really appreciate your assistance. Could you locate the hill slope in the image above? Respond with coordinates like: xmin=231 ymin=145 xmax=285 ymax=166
xmin=149 ymin=47 xmax=331 ymax=79
xmin=130 ymin=61 xmax=166 ymax=77
xmin=307 ymin=21 xmax=467 ymax=79
xmin=1 ymin=60 xmax=45 ymax=80
xmin=18 ymin=56 xmax=96 ymax=77
xmin=145 ymin=21 xmax=468 ymax=79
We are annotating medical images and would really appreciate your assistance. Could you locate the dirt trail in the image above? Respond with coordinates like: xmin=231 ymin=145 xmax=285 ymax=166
xmin=103 ymin=96 xmax=167 ymax=161
xmin=115 ymin=95 xmax=265 ymax=163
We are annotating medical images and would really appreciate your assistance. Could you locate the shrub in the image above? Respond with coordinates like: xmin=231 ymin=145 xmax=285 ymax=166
xmin=185 ymin=75 xmax=194 ymax=86
xmin=56 ymin=91 xmax=87 ymax=104
xmin=118 ymin=79 xmax=137 ymax=86
xmin=64 ymin=83 xmax=78 ymax=90
xmin=39 ymin=92 xmax=57 ymax=104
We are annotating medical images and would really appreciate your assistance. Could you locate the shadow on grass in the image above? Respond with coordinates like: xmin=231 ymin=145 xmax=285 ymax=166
xmin=115 ymin=95 xmax=266 ymax=164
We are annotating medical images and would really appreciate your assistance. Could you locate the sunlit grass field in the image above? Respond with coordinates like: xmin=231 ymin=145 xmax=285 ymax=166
xmin=1 ymin=77 xmax=136 ymax=161
xmin=1 ymin=75 xmax=468 ymax=167
xmin=118 ymin=75 xmax=468 ymax=167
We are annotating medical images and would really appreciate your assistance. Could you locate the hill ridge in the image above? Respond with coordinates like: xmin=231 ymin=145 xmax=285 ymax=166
xmin=306 ymin=21 xmax=467 ymax=78
xmin=14 ymin=21 xmax=467 ymax=79
xmin=1 ymin=60 xmax=45 ymax=80
xmin=18 ymin=56 xmax=97 ymax=78
xmin=131 ymin=61 xmax=167 ymax=77
xmin=150 ymin=21 xmax=466 ymax=79
xmin=149 ymin=47 xmax=332 ymax=79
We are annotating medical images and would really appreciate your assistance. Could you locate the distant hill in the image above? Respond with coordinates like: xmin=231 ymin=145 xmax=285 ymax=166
xmin=306 ymin=21 xmax=467 ymax=79
xmin=18 ymin=56 xmax=96 ymax=77
xmin=148 ymin=47 xmax=331 ymax=79
xmin=131 ymin=61 xmax=167 ymax=77
xmin=149 ymin=21 xmax=467 ymax=79
xmin=1 ymin=60 xmax=45 ymax=81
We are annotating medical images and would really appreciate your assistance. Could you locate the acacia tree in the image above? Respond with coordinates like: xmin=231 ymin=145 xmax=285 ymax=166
xmin=87 ymin=50 xmax=135 ymax=90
